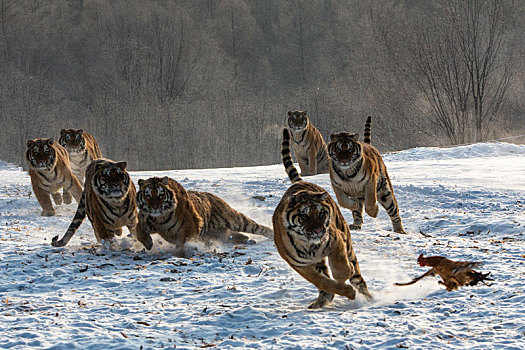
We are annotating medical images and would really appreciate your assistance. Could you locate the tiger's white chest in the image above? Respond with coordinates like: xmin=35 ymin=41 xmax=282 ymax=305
xmin=69 ymin=150 xmax=89 ymax=174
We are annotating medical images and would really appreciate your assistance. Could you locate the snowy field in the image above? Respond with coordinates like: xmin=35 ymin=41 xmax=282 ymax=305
xmin=1 ymin=142 xmax=524 ymax=349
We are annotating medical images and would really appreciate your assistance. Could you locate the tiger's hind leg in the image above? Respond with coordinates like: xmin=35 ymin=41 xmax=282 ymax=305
xmin=214 ymin=228 xmax=255 ymax=245
xmin=51 ymin=192 xmax=63 ymax=205
xmin=308 ymin=260 xmax=335 ymax=309
xmin=378 ymin=183 xmax=405 ymax=233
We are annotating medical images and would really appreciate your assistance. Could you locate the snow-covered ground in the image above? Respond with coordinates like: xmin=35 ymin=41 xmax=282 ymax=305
xmin=1 ymin=142 xmax=524 ymax=349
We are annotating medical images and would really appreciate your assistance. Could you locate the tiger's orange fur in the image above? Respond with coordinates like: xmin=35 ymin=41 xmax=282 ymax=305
xmin=286 ymin=110 xmax=330 ymax=175
xmin=59 ymin=129 xmax=102 ymax=183
xmin=52 ymin=159 xmax=137 ymax=247
xmin=273 ymin=129 xmax=371 ymax=308
xmin=26 ymin=138 xmax=83 ymax=216
xmin=135 ymin=177 xmax=273 ymax=257
xmin=328 ymin=117 xmax=405 ymax=233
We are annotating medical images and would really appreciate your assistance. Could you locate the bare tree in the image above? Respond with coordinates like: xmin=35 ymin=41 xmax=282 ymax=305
xmin=371 ymin=0 xmax=514 ymax=144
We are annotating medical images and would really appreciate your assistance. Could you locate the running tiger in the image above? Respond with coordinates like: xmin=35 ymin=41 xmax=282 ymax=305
xmin=135 ymin=176 xmax=273 ymax=256
xmin=59 ymin=129 xmax=102 ymax=183
xmin=272 ymin=129 xmax=372 ymax=309
xmin=26 ymin=138 xmax=83 ymax=216
xmin=51 ymin=159 xmax=137 ymax=247
xmin=286 ymin=110 xmax=330 ymax=175
xmin=328 ymin=116 xmax=406 ymax=233
xmin=395 ymin=254 xmax=493 ymax=291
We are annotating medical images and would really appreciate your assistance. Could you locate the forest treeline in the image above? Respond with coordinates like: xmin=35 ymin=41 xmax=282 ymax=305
xmin=1 ymin=0 xmax=524 ymax=170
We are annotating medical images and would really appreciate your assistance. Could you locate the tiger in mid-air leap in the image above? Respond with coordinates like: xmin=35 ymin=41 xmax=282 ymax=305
xmin=51 ymin=158 xmax=137 ymax=247
xmin=328 ymin=116 xmax=406 ymax=233
xmin=59 ymin=129 xmax=102 ymax=184
xmin=272 ymin=128 xmax=372 ymax=309
xmin=286 ymin=110 xmax=330 ymax=176
xmin=135 ymin=176 xmax=273 ymax=257
xmin=26 ymin=138 xmax=83 ymax=216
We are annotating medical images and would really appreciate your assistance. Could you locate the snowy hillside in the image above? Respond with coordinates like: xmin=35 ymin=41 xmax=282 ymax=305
xmin=1 ymin=143 xmax=524 ymax=349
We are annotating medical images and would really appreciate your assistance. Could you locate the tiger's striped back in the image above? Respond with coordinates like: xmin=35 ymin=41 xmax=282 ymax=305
xmin=134 ymin=176 xmax=273 ymax=251
xmin=363 ymin=116 xmax=372 ymax=144
xmin=188 ymin=191 xmax=273 ymax=239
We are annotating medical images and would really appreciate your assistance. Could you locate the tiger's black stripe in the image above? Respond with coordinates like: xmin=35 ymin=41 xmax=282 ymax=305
xmin=282 ymin=129 xmax=303 ymax=184
xmin=363 ymin=116 xmax=372 ymax=144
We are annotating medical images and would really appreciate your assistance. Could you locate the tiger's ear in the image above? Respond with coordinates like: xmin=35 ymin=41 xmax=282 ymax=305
xmin=330 ymin=133 xmax=338 ymax=142
xmin=314 ymin=192 xmax=329 ymax=202
xmin=351 ymin=133 xmax=359 ymax=141
xmin=27 ymin=140 xmax=35 ymax=148
xmin=161 ymin=176 xmax=169 ymax=185
xmin=47 ymin=138 xmax=54 ymax=145
xmin=78 ymin=129 xmax=84 ymax=136
xmin=286 ymin=195 xmax=296 ymax=208
xmin=60 ymin=129 xmax=67 ymax=136
xmin=138 ymin=179 xmax=144 ymax=187
xmin=302 ymin=110 xmax=307 ymax=115
xmin=116 ymin=161 xmax=127 ymax=170
xmin=287 ymin=111 xmax=294 ymax=116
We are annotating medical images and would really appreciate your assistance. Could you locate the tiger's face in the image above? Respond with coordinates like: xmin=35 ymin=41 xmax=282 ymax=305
xmin=287 ymin=110 xmax=309 ymax=131
xmin=136 ymin=177 xmax=176 ymax=217
xmin=328 ymin=132 xmax=360 ymax=168
xmin=26 ymin=138 xmax=57 ymax=171
xmin=59 ymin=129 xmax=85 ymax=155
xmin=283 ymin=190 xmax=332 ymax=244
xmin=92 ymin=161 xmax=131 ymax=200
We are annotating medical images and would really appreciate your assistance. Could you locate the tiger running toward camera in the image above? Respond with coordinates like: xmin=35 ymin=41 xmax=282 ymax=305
xmin=134 ymin=176 xmax=273 ymax=257
xmin=26 ymin=138 xmax=83 ymax=216
xmin=59 ymin=129 xmax=102 ymax=184
xmin=52 ymin=158 xmax=137 ymax=247
xmin=272 ymin=128 xmax=372 ymax=309
xmin=286 ymin=110 xmax=330 ymax=176
xmin=328 ymin=116 xmax=406 ymax=233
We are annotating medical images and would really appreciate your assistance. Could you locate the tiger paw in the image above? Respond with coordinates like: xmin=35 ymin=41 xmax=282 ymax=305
xmin=365 ymin=203 xmax=379 ymax=218
xmin=308 ymin=291 xmax=334 ymax=309
xmin=308 ymin=298 xmax=331 ymax=309
xmin=343 ymin=285 xmax=357 ymax=300
xmin=393 ymin=224 xmax=407 ymax=234
xmin=52 ymin=193 xmax=63 ymax=205
xmin=63 ymin=192 xmax=72 ymax=204
xmin=140 ymin=236 xmax=153 ymax=250
xmin=41 ymin=209 xmax=56 ymax=217
xmin=349 ymin=223 xmax=362 ymax=230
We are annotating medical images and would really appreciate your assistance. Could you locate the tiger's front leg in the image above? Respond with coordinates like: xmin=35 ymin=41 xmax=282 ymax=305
xmin=308 ymin=152 xmax=318 ymax=175
xmin=62 ymin=189 xmax=72 ymax=204
xmin=51 ymin=192 xmax=63 ymax=205
xmin=135 ymin=221 xmax=153 ymax=250
xmin=333 ymin=188 xmax=359 ymax=211
xmin=298 ymin=156 xmax=310 ymax=176
xmin=293 ymin=264 xmax=356 ymax=302
xmin=308 ymin=259 xmax=335 ymax=309
xmin=33 ymin=184 xmax=56 ymax=216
